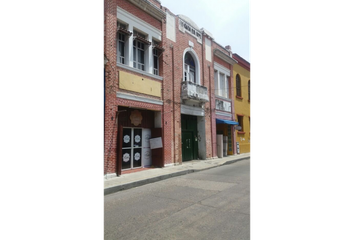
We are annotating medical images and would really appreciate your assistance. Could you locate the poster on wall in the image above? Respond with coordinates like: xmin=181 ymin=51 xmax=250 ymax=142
xmin=142 ymin=129 xmax=152 ymax=167
xmin=150 ymin=137 xmax=163 ymax=149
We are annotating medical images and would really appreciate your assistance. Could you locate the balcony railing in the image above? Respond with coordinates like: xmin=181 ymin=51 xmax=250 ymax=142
xmin=181 ymin=81 xmax=209 ymax=103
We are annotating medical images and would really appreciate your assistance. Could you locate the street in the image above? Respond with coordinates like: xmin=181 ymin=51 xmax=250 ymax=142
xmin=104 ymin=159 xmax=250 ymax=240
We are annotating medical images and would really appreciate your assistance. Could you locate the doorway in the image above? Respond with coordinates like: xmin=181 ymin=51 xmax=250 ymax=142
xmin=182 ymin=131 xmax=194 ymax=161
xmin=181 ymin=114 xmax=198 ymax=161
xmin=121 ymin=128 xmax=142 ymax=170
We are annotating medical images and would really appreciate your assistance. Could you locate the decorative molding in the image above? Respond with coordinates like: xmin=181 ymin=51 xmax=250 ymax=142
xmin=216 ymin=95 xmax=232 ymax=102
xmin=215 ymin=111 xmax=232 ymax=118
xmin=214 ymin=62 xmax=230 ymax=76
xmin=214 ymin=49 xmax=238 ymax=65
xmin=201 ymin=28 xmax=214 ymax=40
xmin=181 ymin=104 xmax=205 ymax=116
xmin=178 ymin=17 xmax=202 ymax=44
xmin=127 ymin=0 xmax=166 ymax=21
xmin=117 ymin=6 xmax=162 ymax=40
xmin=117 ymin=62 xmax=163 ymax=81
xmin=117 ymin=92 xmax=163 ymax=105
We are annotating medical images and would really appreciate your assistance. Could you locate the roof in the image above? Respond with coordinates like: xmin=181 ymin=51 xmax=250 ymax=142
xmin=232 ymin=53 xmax=250 ymax=71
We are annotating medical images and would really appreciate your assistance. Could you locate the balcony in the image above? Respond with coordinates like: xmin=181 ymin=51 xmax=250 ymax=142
xmin=181 ymin=81 xmax=209 ymax=103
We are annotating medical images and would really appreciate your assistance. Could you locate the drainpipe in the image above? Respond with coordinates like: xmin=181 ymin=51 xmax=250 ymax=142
xmin=170 ymin=44 xmax=176 ymax=165
xmin=208 ymin=65 xmax=214 ymax=157
xmin=202 ymin=38 xmax=205 ymax=86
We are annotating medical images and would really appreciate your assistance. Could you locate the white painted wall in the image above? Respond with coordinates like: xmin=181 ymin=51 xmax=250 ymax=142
xmin=217 ymin=134 xmax=223 ymax=158
xmin=205 ymin=38 xmax=211 ymax=62
xmin=197 ymin=116 xmax=206 ymax=159
xmin=166 ymin=12 xmax=176 ymax=42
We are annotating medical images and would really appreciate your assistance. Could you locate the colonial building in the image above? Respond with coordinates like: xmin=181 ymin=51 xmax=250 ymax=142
xmin=104 ymin=0 xmax=239 ymax=177
xmin=233 ymin=53 xmax=250 ymax=153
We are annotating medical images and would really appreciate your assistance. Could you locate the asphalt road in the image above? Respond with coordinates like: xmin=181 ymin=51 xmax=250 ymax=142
xmin=104 ymin=159 xmax=250 ymax=240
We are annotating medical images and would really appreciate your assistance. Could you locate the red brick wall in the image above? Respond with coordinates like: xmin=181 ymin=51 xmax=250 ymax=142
xmin=214 ymin=56 xmax=230 ymax=70
xmin=105 ymin=0 xmax=237 ymax=174
xmin=150 ymin=0 xmax=162 ymax=8
xmin=119 ymin=0 xmax=162 ymax=30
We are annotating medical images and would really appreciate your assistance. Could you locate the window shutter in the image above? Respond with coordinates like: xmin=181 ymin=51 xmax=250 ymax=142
xmin=236 ymin=74 xmax=241 ymax=97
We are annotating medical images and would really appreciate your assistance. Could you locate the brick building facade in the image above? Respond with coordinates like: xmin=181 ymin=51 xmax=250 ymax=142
xmin=104 ymin=0 xmax=239 ymax=177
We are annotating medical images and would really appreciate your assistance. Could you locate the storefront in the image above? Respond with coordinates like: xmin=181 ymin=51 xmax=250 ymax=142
xmin=215 ymin=118 xmax=238 ymax=157
xmin=117 ymin=106 xmax=163 ymax=175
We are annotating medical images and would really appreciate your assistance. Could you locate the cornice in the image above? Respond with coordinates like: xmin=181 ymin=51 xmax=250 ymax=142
xmin=128 ymin=0 xmax=166 ymax=21
xmin=214 ymin=49 xmax=238 ymax=65
xmin=232 ymin=53 xmax=250 ymax=71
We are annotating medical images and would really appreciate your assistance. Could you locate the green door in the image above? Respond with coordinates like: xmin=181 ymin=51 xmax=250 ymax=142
xmin=182 ymin=131 xmax=194 ymax=161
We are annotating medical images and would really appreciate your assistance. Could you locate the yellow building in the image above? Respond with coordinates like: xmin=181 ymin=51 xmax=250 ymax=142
xmin=232 ymin=53 xmax=250 ymax=153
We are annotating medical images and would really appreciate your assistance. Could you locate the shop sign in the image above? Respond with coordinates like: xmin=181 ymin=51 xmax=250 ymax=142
xmin=150 ymin=137 xmax=163 ymax=149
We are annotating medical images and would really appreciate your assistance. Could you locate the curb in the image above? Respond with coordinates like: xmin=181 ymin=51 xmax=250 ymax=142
xmin=104 ymin=156 xmax=250 ymax=196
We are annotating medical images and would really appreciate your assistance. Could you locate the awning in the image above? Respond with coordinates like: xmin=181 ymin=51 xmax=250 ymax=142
xmin=216 ymin=118 xmax=239 ymax=125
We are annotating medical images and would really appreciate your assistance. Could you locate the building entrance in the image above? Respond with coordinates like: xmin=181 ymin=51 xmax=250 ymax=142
xmin=121 ymin=128 xmax=142 ymax=170
xmin=181 ymin=114 xmax=198 ymax=161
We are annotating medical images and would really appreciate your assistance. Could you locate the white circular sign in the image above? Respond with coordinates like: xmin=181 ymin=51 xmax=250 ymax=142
xmin=135 ymin=135 xmax=141 ymax=143
xmin=134 ymin=152 xmax=140 ymax=161
xmin=123 ymin=153 xmax=130 ymax=162
xmin=123 ymin=135 xmax=130 ymax=143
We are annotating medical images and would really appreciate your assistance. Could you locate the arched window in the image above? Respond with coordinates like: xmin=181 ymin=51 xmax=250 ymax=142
xmin=184 ymin=52 xmax=196 ymax=83
xmin=248 ymin=80 xmax=250 ymax=101
xmin=236 ymin=74 xmax=241 ymax=97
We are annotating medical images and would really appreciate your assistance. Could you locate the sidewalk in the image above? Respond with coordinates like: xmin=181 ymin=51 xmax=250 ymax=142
xmin=104 ymin=153 xmax=250 ymax=195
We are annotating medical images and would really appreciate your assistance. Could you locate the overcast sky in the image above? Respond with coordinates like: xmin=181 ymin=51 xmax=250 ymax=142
xmin=161 ymin=0 xmax=250 ymax=62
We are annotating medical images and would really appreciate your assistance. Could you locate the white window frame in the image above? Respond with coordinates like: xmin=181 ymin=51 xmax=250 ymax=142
xmin=184 ymin=63 xmax=195 ymax=82
xmin=116 ymin=7 xmax=162 ymax=75
xmin=214 ymin=62 xmax=231 ymax=99
xmin=133 ymin=38 xmax=145 ymax=71
xmin=182 ymin=48 xmax=200 ymax=85
xmin=153 ymin=48 xmax=159 ymax=75
xmin=118 ymin=33 xmax=126 ymax=64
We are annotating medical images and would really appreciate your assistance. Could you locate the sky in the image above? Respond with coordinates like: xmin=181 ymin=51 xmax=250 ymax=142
xmin=161 ymin=0 xmax=250 ymax=62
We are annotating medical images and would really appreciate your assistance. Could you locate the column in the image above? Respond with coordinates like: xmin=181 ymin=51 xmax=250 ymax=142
xmin=147 ymin=35 xmax=153 ymax=74
xmin=127 ymin=25 xmax=133 ymax=68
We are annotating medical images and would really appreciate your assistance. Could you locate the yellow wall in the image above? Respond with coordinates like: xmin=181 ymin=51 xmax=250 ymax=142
xmin=233 ymin=63 xmax=250 ymax=154
xmin=119 ymin=71 xmax=161 ymax=97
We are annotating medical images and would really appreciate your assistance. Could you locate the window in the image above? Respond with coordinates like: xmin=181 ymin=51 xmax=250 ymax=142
xmin=237 ymin=116 xmax=244 ymax=131
xmin=153 ymin=49 xmax=159 ymax=75
xmin=117 ymin=21 xmax=129 ymax=65
xmin=214 ymin=71 xmax=229 ymax=98
xmin=133 ymin=33 xmax=145 ymax=71
xmin=184 ymin=52 xmax=196 ymax=83
xmin=248 ymin=80 xmax=250 ymax=101
xmin=236 ymin=74 xmax=241 ymax=97
xmin=152 ymin=40 xmax=163 ymax=76
xmin=118 ymin=33 xmax=125 ymax=64
xmin=116 ymin=8 xmax=162 ymax=77
xmin=214 ymin=70 xmax=218 ymax=95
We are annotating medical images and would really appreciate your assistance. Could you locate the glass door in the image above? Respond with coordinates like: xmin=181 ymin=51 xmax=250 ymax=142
xmin=132 ymin=128 xmax=142 ymax=168
xmin=122 ymin=128 xmax=142 ymax=170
